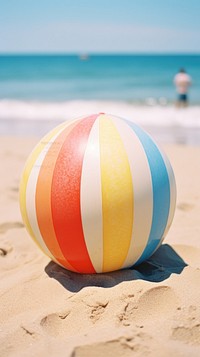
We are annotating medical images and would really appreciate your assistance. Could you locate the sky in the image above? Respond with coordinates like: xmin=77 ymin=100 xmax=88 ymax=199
xmin=0 ymin=0 xmax=200 ymax=54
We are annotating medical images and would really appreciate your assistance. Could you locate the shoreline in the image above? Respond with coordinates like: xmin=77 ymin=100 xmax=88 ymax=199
xmin=1 ymin=102 xmax=200 ymax=145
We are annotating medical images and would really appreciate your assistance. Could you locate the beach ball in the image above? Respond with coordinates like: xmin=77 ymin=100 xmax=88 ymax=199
xmin=19 ymin=113 xmax=176 ymax=274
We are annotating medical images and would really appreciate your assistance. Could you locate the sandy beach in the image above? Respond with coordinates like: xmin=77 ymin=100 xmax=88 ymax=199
xmin=0 ymin=131 xmax=200 ymax=357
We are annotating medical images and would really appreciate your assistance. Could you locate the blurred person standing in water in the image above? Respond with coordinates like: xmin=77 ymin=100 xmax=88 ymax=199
xmin=174 ymin=68 xmax=192 ymax=107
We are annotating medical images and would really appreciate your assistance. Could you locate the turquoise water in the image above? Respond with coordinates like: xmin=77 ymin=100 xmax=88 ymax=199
xmin=0 ymin=54 xmax=199 ymax=104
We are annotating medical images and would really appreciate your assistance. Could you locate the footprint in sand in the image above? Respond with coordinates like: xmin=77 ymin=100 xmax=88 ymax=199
xmin=172 ymin=325 xmax=200 ymax=345
xmin=118 ymin=286 xmax=179 ymax=326
xmin=137 ymin=286 xmax=179 ymax=315
xmin=0 ymin=221 xmax=24 ymax=234
xmin=40 ymin=311 xmax=71 ymax=336
xmin=171 ymin=306 xmax=200 ymax=345
xmin=71 ymin=332 xmax=151 ymax=357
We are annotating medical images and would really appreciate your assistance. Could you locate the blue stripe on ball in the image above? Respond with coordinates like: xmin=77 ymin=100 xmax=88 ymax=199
xmin=125 ymin=121 xmax=170 ymax=264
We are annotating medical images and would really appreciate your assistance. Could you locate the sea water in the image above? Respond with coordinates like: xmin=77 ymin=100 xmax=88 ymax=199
xmin=0 ymin=54 xmax=200 ymax=143
xmin=0 ymin=54 xmax=199 ymax=103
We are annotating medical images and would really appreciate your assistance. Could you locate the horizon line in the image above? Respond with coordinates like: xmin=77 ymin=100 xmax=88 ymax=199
xmin=0 ymin=52 xmax=200 ymax=56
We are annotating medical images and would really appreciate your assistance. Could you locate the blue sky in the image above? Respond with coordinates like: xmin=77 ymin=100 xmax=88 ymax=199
xmin=0 ymin=0 xmax=200 ymax=53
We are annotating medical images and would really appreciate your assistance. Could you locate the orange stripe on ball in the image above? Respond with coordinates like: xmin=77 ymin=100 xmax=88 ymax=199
xmin=36 ymin=120 xmax=81 ymax=271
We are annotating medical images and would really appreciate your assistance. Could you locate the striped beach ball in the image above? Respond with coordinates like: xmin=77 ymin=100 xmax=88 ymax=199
xmin=20 ymin=113 xmax=176 ymax=274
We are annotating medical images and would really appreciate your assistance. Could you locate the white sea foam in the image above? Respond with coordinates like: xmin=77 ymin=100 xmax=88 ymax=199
xmin=1 ymin=99 xmax=200 ymax=129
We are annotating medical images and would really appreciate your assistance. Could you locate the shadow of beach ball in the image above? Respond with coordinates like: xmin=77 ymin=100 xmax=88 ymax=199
xmin=19 ymin=113 xmax=176 ymax=274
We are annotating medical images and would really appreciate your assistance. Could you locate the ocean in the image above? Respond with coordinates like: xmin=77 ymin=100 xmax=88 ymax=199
xmin=0 ymin=54 xmax=200 ymax=103
xmin=0 ymin=54 xmax=200 ymax=143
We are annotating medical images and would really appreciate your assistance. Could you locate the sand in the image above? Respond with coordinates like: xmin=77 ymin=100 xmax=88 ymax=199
xmin=0 ymin=136 xmax=200 ymax=357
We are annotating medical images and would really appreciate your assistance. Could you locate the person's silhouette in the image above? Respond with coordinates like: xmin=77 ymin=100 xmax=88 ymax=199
xmin=174 ymin=68 xmax=192 ymax=107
